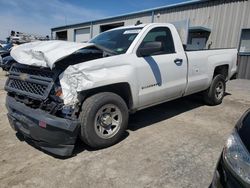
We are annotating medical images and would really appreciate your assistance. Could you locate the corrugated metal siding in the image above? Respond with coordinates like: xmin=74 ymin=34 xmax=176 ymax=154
xmin=154 ymin=0 xmax=250 ymax=48
xmin=92 ymin=13 xmax=152 ymax=37
xmin=54 ymin=0 xmax=250 ymax=47
xmin=88 ymin=0 xmax=250 ymax=49
xmin=238 ymin=56 xmax=250 ymax=79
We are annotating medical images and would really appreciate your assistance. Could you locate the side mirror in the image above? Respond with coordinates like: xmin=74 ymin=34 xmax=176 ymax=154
xmin=137 ymin=41 xmax=163 ymax=57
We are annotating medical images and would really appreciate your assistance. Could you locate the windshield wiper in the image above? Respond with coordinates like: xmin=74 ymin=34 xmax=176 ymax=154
xmin=93 ymin=44 xmax=118 ymax=56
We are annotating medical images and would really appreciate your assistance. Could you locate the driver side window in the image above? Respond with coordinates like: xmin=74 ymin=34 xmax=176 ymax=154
xmin=139 ymin=27 xmax=175 ymax=55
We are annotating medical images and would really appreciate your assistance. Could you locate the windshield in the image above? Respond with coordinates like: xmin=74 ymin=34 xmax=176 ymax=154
xmin=90 ymin=28 xmax=142 ymax=54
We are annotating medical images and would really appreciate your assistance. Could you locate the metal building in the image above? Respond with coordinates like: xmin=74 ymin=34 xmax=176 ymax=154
xmin=51 ymin=0 xmax=250 ymax=79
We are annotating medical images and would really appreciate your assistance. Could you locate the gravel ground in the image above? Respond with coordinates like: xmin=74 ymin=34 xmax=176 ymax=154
xmin=0 ymin=69 xmax=249 ymax=188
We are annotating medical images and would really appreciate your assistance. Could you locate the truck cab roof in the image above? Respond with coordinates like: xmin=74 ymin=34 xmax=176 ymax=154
xmin=109 ymin=23 xmax=175 ymax=31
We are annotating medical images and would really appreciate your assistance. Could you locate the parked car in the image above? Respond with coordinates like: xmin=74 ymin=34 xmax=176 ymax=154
xmin=210 ymin=109 xmax=250 ymax=188
xmin=0 ymin=43 xmax=14 ymax=71
xmin=0 ymin=46 xmax=9 ymax=55
xmin=5 ymin=23 xmax=237 ymax=156
xmin=0 ymin=43 xmax=13 ymax=57
xmin=0 ymin=55 xmax=16 ymax=71
xmin=0 ymin=40 xmax=8 ymax=48
xmin=0 ymin=43 xmax=13 ymax=53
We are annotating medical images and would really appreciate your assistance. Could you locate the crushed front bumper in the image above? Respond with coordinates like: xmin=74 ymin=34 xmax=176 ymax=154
xmin=6 ymin=96 xmax=80 ymax=157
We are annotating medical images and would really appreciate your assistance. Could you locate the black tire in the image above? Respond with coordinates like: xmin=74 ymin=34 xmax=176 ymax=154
xmin=203 ymin=74 xmax=226 ymax=106
xmin=79 ymin=92 xmax=128 ymax=149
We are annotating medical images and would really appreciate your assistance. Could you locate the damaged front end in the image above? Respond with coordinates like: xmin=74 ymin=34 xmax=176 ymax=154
xmin=5 ymin=42 xmax=111 ymax=156
xmin=5 ymin=63 xmax=78 ymax=118
xmin=5 ymin=63 xmax=80 ymax=156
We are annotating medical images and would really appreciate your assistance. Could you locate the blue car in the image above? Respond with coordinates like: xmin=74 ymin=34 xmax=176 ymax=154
xmin=0 ymin=43 xmax=15 ymax=71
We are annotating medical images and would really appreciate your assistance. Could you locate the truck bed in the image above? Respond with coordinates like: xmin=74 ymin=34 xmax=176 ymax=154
xmin=184 ymin=48 xmax=237 ymax=96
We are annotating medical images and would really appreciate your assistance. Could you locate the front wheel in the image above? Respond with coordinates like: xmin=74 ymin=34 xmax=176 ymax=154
xmin=203 ymin=74 xmax=226 ymax=106
xmin=79 ymin=92 xmax=128 ymax=149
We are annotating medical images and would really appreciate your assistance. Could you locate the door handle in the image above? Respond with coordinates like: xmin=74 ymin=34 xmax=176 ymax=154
xmin=174 ymin=58 xmax=183 ymax=64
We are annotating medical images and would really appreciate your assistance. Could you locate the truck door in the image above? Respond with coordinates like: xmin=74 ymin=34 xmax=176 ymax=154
xmin=136 ymin=26 xmax=187 ymax=107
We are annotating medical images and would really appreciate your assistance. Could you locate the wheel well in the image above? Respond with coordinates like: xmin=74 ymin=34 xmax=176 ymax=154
xmin=213 ymin=65 xmax=228 ymax=79
xmin=79 ymin=83 xmax=133 ymax=109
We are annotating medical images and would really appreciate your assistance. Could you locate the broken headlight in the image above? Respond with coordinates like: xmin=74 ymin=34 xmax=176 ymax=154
xmin=55 ymin=86 xmax=63 ymax=98
xmin=223 ymin=130 xmax=250 ymax=184
xmin=54 ymin=85 xmax=74 ymax=116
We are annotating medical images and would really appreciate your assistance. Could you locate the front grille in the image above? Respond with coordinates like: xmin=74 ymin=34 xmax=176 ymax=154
xmin=5 ymin=63 xmax=55 ymax=100
xmin=11 ymin=65 xmax=54 ymax=78
xmin=9 ymin=78 xmax=47 ymax=96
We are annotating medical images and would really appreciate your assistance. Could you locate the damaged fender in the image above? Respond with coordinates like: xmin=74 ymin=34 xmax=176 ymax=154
xmin=59 ymin=55 xmax=136 ymax=105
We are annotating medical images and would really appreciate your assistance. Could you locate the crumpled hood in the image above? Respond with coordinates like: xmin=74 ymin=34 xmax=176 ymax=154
xmin=10 ymin=40 xmax=93 ymax=69
xmin=9 ymin=40 xmax=128 ymax=106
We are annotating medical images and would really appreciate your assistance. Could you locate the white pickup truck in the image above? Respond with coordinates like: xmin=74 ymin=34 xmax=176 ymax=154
xmin=5 ymin=23 xmax=237 ymax=156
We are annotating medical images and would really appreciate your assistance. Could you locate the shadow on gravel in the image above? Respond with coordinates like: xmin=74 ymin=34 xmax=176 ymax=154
xmin=128 ymin=91 xmax=230 ymax=131
xmin=128 ymin=94 xmax=206 ymax=131
xmin=72 ymin=131 xmax=129 ymax=157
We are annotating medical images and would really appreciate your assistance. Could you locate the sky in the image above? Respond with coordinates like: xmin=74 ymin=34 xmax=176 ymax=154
xmin=0 ymin=0 xmax=188 ymax=40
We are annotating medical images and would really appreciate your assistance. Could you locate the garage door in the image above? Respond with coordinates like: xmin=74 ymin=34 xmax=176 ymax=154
xmin=74 ymin=28 xmax=90 ymax=42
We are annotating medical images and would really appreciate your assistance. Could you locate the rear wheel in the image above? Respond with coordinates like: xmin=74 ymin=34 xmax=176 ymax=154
xmin=203 ymin=74 xmax=226 ymax=105
xmin=79 ymin=92 xmax=128 ymax=149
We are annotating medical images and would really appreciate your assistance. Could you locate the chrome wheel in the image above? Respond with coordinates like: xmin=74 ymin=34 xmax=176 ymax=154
xmin=94 ymin=104 xmax=122 ymax=139
xmin=215 ymin=81 xmax=224 ymax=100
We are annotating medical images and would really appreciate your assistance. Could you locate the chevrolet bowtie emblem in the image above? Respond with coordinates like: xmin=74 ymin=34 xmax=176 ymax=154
xmin=19 ymin=73 xmax=29 ymax=81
